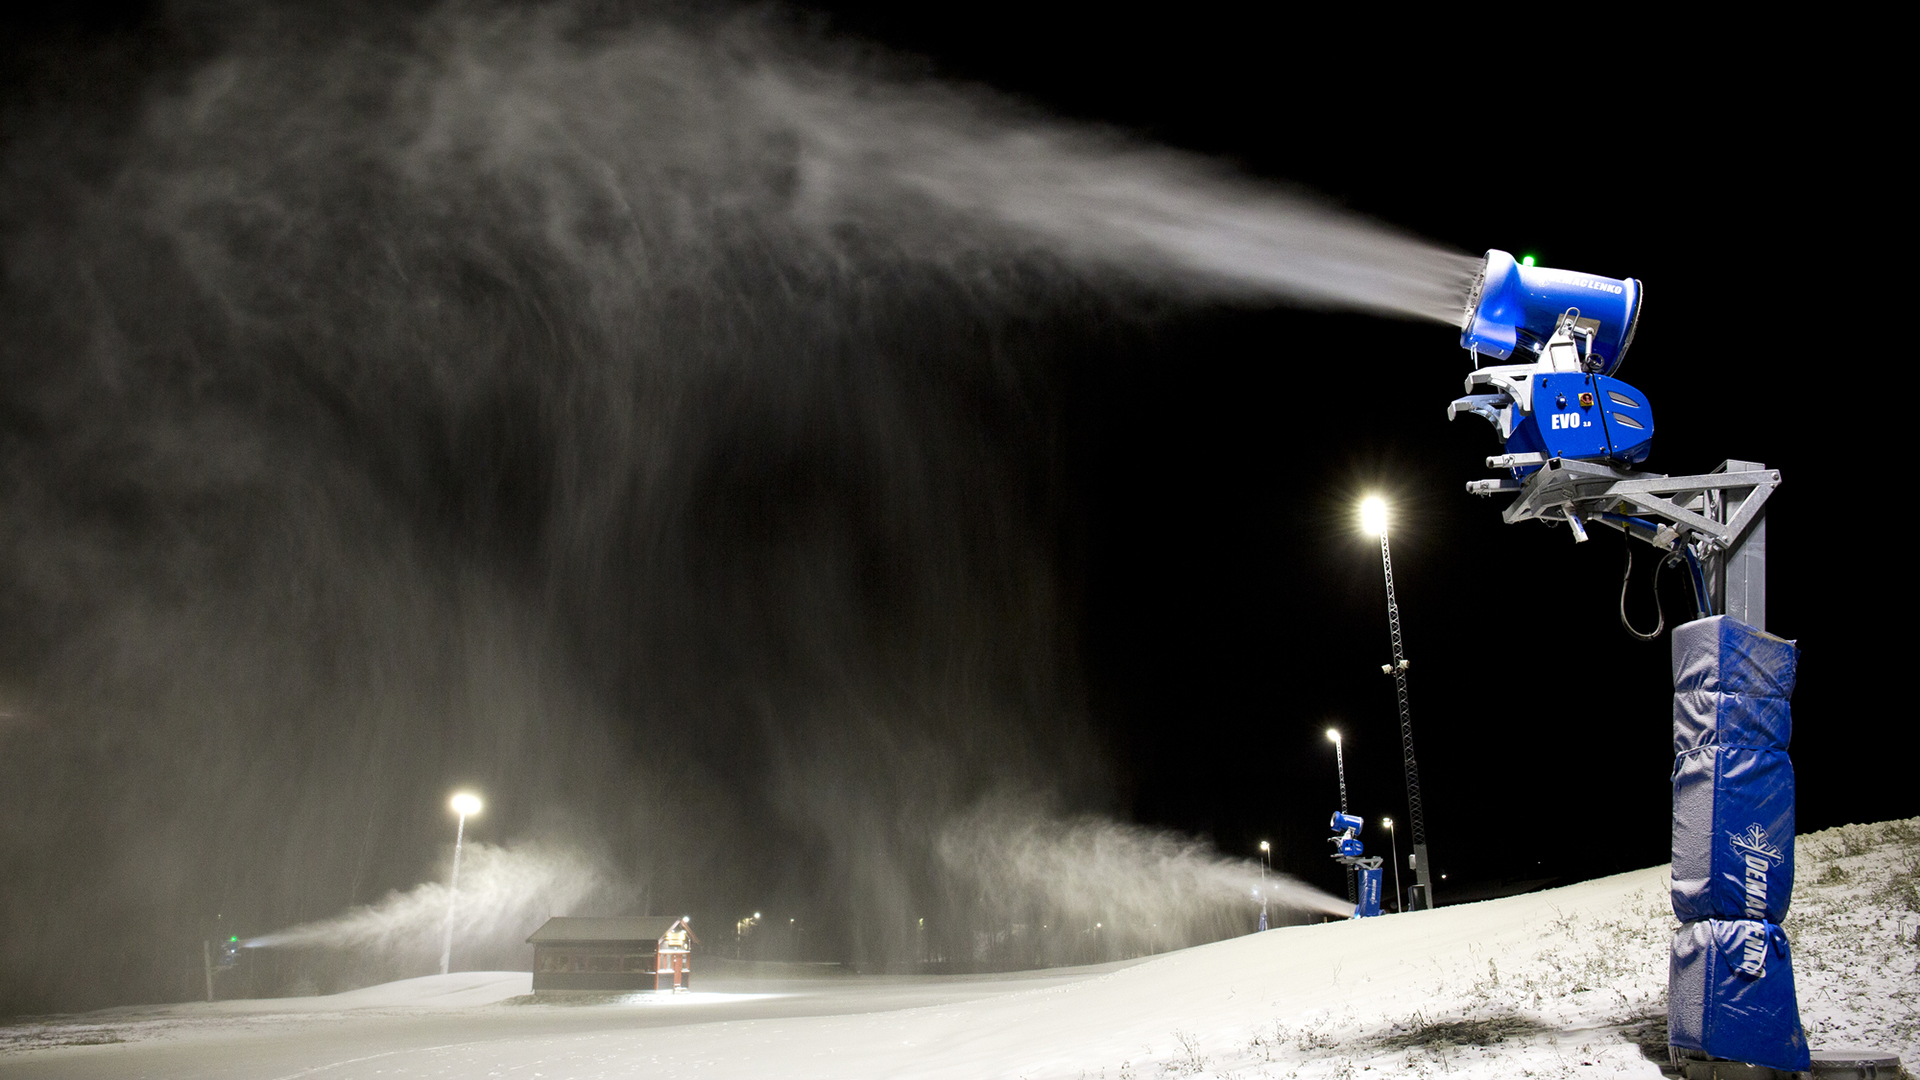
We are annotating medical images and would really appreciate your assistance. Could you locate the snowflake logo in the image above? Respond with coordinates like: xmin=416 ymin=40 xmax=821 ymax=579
xmin=1728 ymin=823 xmax=1784 ymax=864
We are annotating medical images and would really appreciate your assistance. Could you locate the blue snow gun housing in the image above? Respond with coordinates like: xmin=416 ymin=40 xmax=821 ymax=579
xmin=1450 ymin=250 xmax=1653 ymax=479
xmin=1329 ymin=812 xmax=1364 ymax=858
xmin=1461 ymin=249 xmax=1641 ymax=372
xmin=1327 ymin=812 xmax=1382 ymax=917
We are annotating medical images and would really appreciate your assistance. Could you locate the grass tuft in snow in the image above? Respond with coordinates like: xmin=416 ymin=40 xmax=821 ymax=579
xmin=1376 ymin=1010 xmax=1549 ymax=1050
xmin=1169 ymin=1029 xmax=1207 ymax=1076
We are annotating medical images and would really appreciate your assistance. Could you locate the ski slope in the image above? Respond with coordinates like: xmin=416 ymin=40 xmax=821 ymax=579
xmin=2 ymin=820 xmax=1913 ymax=1079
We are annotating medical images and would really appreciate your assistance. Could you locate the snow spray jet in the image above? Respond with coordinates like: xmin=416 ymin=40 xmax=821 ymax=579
xmin=756 ymin=76 xmax=1479 ymax=324
xmin=1 ymin=3 xmax=1470 ymax=1010
xmin=932 ymin=796 xmax=1350 ymax=963
xmin=243 ymin=841 xmax=617 ymax=984
xmin=371 ymin=8 xmax=1480 ymax=324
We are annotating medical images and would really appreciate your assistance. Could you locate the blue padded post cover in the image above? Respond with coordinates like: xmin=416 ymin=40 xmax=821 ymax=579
xmin=1668 ymin=919 xmax=1810 ymax=1070
xmin=1671 ymin=747 xmax=1795 ymax=923
xmin=1670 ymin=616 xmax=1798 ymax=923
xmin=1356 ymin=867 xmax=1382 ymax=918
xmin=1669 ymin=616 xmax=1805 ymax=1071
xmin=1672 ymin=615 xmax=1797 ymax=753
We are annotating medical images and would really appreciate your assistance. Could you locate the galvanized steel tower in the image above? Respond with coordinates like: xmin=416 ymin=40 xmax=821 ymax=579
xmin=1363 ymin=497 xmax=1433 ymax=910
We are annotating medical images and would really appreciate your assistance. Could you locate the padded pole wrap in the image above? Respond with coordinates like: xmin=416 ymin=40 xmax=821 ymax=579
xmin=1667 ymin=615 xmax=1807 ymax=1070
xmin=1356 ymin=867 xmax=1382 ymax=917
xmin=1671 ymin=748 xmax=1795 ymax=923
xmin=1668 ymin=919 xmax=1808 ymax=1068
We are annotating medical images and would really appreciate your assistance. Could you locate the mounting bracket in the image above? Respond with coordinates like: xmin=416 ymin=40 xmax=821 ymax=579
xmin=1466 ymin=457 xmax=1779 ymax=627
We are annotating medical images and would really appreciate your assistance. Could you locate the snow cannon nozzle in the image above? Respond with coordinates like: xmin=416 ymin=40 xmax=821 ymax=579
xmin=1463 ymin=249 xmax=1642 ymax=376
xmin=1330 ymin=812 xmax=1363 ymax=836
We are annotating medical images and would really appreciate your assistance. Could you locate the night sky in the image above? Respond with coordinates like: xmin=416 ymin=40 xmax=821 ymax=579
xmin=801 ymin=7 xmax=1905 ymax=878
xmin=1 ymin=2 xmax=1905 ymax=1014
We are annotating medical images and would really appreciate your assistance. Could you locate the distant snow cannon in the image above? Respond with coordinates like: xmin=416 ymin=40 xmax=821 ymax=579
xmin=1450 ymin=250 xmax=1654 ymax=483
xmin=1328 ymin=813 xmax=1381 ymax=917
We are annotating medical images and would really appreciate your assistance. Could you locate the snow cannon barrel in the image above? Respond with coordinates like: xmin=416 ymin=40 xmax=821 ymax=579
xmin=1462 ymin=250 xmax=1643 ymax=374
xmin=1329 ymin=812 xmax=1363 ymax=835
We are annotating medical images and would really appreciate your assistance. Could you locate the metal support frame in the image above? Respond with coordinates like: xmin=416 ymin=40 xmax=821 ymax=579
xmin=1707 ymin=460 xmax=1769 ymax=629
xmin=1468 ymin=451 xmax=1828 ymax=1073
xmin=1467 ymin=455 xmax=1779 ymax=622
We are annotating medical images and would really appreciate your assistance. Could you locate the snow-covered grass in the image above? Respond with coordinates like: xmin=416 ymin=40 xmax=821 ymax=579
xmin=1081 ymin=817 xmax=1919 ymax=1079
xmin=1790 ymin=818 xmax=1920 ymax=1057
xmin=1038 ymin=866 xmax=1677 ymax=1080
xmin=3 ymin=819 xmax=1914 ymax=1079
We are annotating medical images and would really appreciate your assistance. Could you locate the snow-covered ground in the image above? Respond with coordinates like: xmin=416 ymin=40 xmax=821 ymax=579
xmin=1788 ymin=819 xmax=1920 ymax=1060
xmin=3 ymin=818 xmax=1913 ymax=1079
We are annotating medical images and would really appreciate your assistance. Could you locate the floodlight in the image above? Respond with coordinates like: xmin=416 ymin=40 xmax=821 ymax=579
xmin=1360 ymin=496 xmax=1388 ymax=537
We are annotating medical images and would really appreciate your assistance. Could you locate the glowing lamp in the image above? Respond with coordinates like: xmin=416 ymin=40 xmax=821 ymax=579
xmin=1360 ymin=496 xmax=1388 ymax=537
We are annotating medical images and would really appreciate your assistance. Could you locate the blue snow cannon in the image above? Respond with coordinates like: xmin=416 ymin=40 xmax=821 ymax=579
xmin=1450 ymin=250 xmax=1656 ymax=475
xmin=1329 ymin=812 xmax=1364 ymax=858
xmin=1462 ymin=250 xmax=1643 ymax=374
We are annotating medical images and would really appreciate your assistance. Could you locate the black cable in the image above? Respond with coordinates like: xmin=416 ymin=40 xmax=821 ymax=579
xmin=1619 ymin=542 xmax=1669 ymax=641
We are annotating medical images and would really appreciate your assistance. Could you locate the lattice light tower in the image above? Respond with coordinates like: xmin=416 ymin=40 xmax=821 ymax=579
xmin=1361 ymin=496 xmax=1433 ymax=910
xmin=1326 ymin=728 xmax=1355 ymax=904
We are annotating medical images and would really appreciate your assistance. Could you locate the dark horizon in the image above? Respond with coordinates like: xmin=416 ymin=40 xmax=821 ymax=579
xmin=2 ymin=1 xmax=1905 ymax=1015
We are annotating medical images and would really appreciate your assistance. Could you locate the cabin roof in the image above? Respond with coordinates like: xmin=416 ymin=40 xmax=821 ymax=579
xmin=525 ymin=916 xmax=682 ymax=945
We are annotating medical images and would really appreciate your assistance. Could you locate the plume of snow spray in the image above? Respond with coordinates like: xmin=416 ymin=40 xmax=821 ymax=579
xmin=244 ymin=841 xmax=615 ymax=973
xmin=937 ymin=796 xmax=1350 ymax=959
xmin=388 ymin=7 xmax=1478 ymax=323
xmin=759 ymin=73 xmax=1479 ymax=323
xmin=1 ymin=2 xmax=1463 ymax=1008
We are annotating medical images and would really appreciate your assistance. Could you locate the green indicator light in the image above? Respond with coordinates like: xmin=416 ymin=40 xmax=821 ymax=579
xmin=229 ymin=936 xmax=239 ymax=942
xmin=1521 ymin=255 xmax=1536 ymax=267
